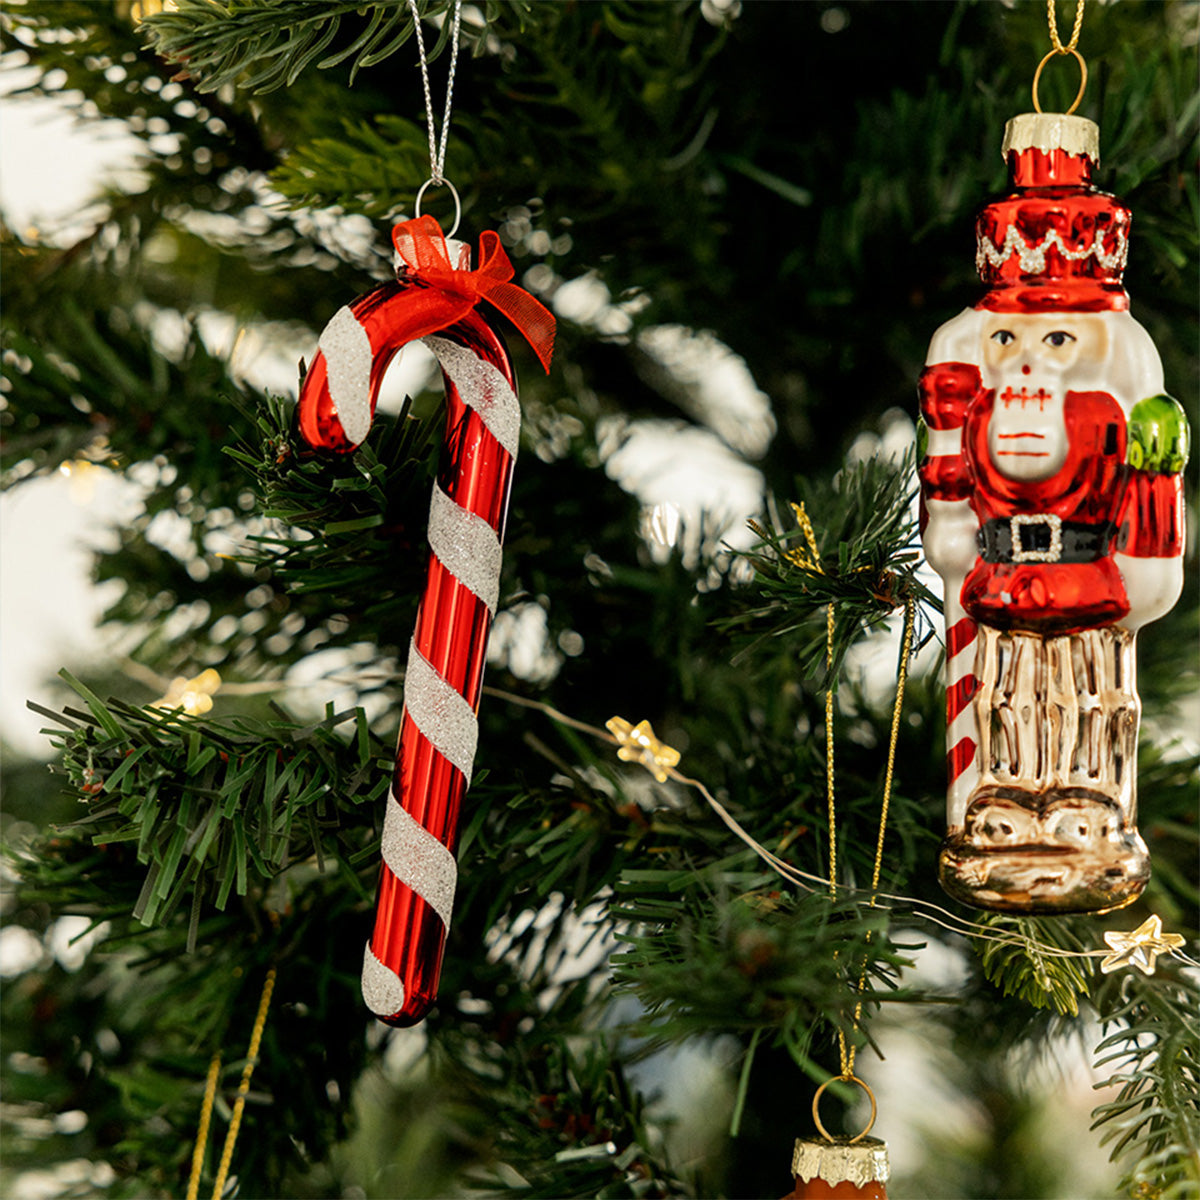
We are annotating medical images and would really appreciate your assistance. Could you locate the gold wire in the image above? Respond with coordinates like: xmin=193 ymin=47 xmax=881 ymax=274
xmin=836 ymin=597 xmax=915 ymax=1080
xmin=786 ymin=501 xmax=824 ymax=572
xmin=871 ymin=597 xmax=915 ymax=899
xmin=1047 ymin=0 xmax=1085 ymax=53
xmin=185 ymin=1054 xmax=222 ymax=1200
xmin=1036 ymin=0 xmax=1087 ymax=114
xmin=825 ymin=603 xmax=837 ymax=901
xmin=210 ymin=967 xmax=277 ymax=1200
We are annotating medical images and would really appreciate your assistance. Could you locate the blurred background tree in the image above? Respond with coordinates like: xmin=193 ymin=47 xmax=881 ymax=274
xmin=1 ymin=1 xmax=1196 ymax=1198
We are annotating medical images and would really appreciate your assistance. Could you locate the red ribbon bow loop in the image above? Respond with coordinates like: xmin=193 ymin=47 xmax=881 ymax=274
xmin=391 ymin=215 xmax=556 ymax=371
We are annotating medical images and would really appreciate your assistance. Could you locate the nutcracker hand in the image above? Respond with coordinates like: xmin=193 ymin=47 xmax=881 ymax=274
xmin=1114 ymin=551 xmax=1184 ymax=631
xmin=1127 ymin=394 xmax=1189 ymax=474
xmin=922 ymin=498 xmax=979 ymax=583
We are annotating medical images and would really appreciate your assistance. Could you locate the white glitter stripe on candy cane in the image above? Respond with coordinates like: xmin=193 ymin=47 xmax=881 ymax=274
xmin=380 ymin=797 xmax=458 ymax=930
xmin=425 ymin=336 xmax=521 ymax=459
xmin=427 ymin=481 xmax=502 ymax=614
xmin=404 ymin=639 xmax=478 ymax=785
xmin=361 ymin=941 xmax=406 ymax=1019
xmin=318 ymin=306 xmax=374 ymax=446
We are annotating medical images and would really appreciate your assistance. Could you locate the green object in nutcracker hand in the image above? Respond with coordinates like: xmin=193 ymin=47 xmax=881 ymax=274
xmin=1127 ymin=394 xmax=1189 ymax=473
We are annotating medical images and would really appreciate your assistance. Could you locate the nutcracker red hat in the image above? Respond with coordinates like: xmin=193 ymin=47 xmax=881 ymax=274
xmin=975 ymin=112 xmax=1130 ymax=314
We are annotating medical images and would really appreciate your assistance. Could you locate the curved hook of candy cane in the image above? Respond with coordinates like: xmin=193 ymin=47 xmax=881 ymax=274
xmin=297 ymin=279 xmax=478 ymax=453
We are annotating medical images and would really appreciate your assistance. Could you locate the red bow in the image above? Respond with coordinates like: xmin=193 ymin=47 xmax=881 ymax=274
xmin=392 ymin=215 xmax=556 ymax=372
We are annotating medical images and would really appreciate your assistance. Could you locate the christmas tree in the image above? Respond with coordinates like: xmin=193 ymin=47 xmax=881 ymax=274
xmin=2 ymin=2 xmax=1196 ymax=1198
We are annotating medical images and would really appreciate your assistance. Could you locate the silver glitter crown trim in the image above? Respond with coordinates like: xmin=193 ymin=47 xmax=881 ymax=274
xmin=976 ymin=224 xmax=1128 ymax=278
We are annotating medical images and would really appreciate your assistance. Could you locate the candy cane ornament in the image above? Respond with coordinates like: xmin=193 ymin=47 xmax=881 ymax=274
xmin=297 ymin=216 xmax=554 ymax=1025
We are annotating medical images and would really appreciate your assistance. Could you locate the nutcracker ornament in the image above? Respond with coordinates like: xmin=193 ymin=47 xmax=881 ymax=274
xmin=918 ymin=18 xmax=1188 ymax=914
xmin=296 ymin=0 xmax=555 ymax=1025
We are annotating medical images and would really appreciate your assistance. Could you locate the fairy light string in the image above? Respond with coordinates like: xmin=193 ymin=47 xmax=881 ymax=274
xmin=482 ymin=681 xmax=1194 ymax=975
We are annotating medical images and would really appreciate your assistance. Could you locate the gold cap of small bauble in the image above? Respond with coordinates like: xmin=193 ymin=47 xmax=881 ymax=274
xmin=792 ymin=1137 xmax=890 ymax=1188
xmin=1002 ymin=112 xmax=1100 ymax=164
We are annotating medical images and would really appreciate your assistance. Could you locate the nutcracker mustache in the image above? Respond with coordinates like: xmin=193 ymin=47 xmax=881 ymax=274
xmin=297 ymin=217 xmax=554 ymax=1026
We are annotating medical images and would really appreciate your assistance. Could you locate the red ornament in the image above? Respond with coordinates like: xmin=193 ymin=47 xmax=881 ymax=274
xmin=298 ymin=217 xmax=554 ymax=1025
xmin=918 ymin=113 xmax=1189 ymax=913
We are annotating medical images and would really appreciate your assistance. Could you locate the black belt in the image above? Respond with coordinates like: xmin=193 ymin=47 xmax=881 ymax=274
xmin=978 ymin=515 xmax=1112 ymax=564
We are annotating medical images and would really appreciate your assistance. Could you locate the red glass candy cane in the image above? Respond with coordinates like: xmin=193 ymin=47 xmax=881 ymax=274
xmin=297 ymin=217 xmax=554 ymax=1025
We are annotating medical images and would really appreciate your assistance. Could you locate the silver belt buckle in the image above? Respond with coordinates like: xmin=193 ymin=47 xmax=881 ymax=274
xmin=1010 ymin=513 xmax=1062 ymax=563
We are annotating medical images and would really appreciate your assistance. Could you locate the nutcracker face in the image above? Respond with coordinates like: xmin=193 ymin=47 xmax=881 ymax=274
xmin=981 ymin=312 xmax=1109 ymax=481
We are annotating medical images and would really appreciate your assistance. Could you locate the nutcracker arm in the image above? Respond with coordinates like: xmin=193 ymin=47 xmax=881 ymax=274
xmin=1114 ymin=394 xmax=1189 ymax=631
xmin=917 ymin=311 xmax=986 ymax=587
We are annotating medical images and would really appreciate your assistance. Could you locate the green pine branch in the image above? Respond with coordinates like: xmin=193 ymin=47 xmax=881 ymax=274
xmin=611 ymin=866 xmax=918 ymax=1077
xmin=724 ymin=450 xmax=939 ymax=690
xmin=973 ymin=913 xmax=1094 ymax=1018
xmin=139 ymin=0 xmax=532 ymax=94
xmin=25 ymin=671 xmax=386 ymax=947
xmin=229 ymin=388 xmax=439 ymax=612
xmin=269 ymin=113 xmax=466 ymax=218
xmin=1091 ymin=971 xmax=1200 ymax=1199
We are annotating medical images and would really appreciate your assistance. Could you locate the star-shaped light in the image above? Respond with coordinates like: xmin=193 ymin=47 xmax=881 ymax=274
xmin=1100 ymin=915 xmax=1185 ymax=976
xmin=605 ymin=716 xmax=680 ymax=783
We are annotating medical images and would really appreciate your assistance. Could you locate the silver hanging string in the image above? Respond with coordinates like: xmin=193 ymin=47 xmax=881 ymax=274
xmin=408 ymin=0 xmax=463 ymax=187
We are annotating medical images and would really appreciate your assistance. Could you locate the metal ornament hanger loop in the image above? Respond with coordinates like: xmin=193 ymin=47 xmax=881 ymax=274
xmin=1032 ymin=46 xmax=1088 ymax=115
xmin=414 ymin=176 xmax=462 ymax=240
xmin=812 ymin=1073 xmax=878 ymax=1145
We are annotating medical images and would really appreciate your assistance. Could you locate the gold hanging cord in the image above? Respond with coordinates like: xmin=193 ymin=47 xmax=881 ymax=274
xmin=821 ymin=595 xmax=916 ymax=1144
xmin=185 ymin=965 xmax=277 ymax=1200
xmin=1033 ymin=0 xmax=1087 ymax=115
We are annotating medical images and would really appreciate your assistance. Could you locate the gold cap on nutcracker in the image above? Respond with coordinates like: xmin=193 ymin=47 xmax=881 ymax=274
xmin=1002 ymin=112 xmax=1099 ymax=163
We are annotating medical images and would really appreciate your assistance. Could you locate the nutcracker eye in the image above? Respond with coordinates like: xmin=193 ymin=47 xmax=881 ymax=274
xmin=1042 ymin=330 xmax=1076 ymax=348
xmin=990 ymin=330 xmax=1016 ymax=346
